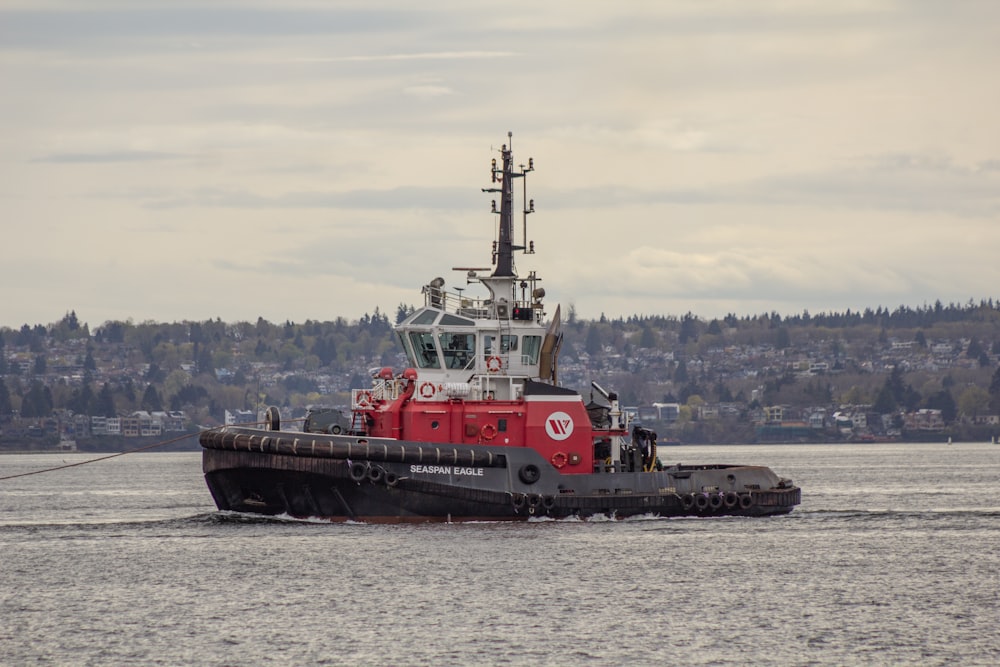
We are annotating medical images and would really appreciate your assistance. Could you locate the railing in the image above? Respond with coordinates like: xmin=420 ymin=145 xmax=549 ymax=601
xmin=351 ymin=379 xmax=402 ymax=409
xmin=423 ymin=284 xmax=540 ymax=322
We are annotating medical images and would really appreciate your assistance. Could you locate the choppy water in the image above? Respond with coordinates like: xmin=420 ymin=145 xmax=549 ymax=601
xmin=1 ymin=443 xmax=998 ymax=666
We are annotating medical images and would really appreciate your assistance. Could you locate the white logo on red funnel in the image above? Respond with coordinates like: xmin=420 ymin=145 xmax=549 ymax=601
xmin=545 ymin=411 xmax=573 ymax=441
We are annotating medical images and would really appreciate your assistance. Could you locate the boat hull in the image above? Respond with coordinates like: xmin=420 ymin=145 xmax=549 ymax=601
xmin=201 ymin=427 xmax=800 ymax=522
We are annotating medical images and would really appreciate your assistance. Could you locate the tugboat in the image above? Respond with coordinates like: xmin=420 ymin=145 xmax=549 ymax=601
xmin=199 ymin=134 xmax=801 ymax=522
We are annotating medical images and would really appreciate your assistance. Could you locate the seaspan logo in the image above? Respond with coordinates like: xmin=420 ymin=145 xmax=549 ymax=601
xmin=545 ymin=411 xmax=574 ymax=441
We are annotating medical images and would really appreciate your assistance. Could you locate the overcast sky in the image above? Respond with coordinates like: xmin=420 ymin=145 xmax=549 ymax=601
xmin=2 ymin=1 xmax=998 ymax=329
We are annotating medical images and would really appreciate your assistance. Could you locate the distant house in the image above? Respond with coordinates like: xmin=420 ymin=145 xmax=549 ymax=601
xmin=651 ymin=403 xmax=679 ymax=422
xmin=132 ymin=411 xmax=162 ymax=437
xmin=904 ymin=409 xmax=944 ymax=431
xmin=91 ymin=415 xmax=108 ymax=436
xmin=121 ymin=414 xmax=140 ymax=437
xmin=225 ymin=409 xmax=256 ymax=426
xmin=808 ymin=362 xmax=829 ymax=375
xmin=969 ymin=414 xmax=1000 ymax=426
xmin=807 ymin=409 xmax=827 ymax=429
xmin=152 ymin=410 xmax=187 ymax=432
xmin=638 ymin=405 xmax=659 ymax=421
xmin=698 ymin=405 xmax=719 ymax=420
xmin=763 ymin=406 xmax=784 ymax=424
xmin=72 ymin=414 xmax=90 ymax=437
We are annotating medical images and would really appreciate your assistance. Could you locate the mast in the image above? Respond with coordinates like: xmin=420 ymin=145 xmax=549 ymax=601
xmin=485 ymin=132 xmax=534 ymax=279
xmin=494 ymin=140 xmax=515 ymax=277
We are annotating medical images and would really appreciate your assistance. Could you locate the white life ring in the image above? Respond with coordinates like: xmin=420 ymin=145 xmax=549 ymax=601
xmin=355 ymin=390 xmax=373 ymax=409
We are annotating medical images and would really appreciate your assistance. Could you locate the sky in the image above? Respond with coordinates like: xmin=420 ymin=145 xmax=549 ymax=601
xmin=2 ymin=0 xmax=999 ymax=329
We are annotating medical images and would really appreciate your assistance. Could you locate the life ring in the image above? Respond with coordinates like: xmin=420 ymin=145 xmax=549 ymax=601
xmin=486 ymin=355 xmax=502 ymax=373
xmin=481 ymin=423 xmax=498 ymax=441
xmin=550 ymin=451 xmax=568 ymax=469
xmin=419 ymin=382 xmax=436 ymax=399
xmin=355 ymin=390 xmax=373 ymax=409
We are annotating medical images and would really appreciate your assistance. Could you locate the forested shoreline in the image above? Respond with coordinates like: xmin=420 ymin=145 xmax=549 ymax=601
xmin=3 ymin=298 xmax=1000 ymax=448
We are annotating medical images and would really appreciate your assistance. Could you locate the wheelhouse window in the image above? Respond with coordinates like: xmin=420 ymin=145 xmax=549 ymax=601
xmin=410 ymin=309 xmax=439 ymax=326
xmin=439 ymin=332 xmax=476 ymax=369
xmin=440 ymin=313 xmax=475 ymax=326
xmin=408 ymin=331 xmax=441 ymax=369
xmin=522 ymin=335 xmax=542 ymax=364
xmin=397 ymin=332 xmax=416 ymax=367
xmin=501 ymin=335 xmax=518 ymax=353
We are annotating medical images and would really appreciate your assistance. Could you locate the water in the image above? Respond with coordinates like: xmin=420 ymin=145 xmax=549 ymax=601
xmin=1 ymin=443 xmax=998 ymax=666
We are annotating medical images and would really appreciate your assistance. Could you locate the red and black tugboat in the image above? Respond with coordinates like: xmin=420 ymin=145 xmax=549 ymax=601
xmin=199 ymin=134 xmax=801 ymax=522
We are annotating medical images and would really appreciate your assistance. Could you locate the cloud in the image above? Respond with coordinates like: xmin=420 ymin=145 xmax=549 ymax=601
xmin=403 ymin=84 xmax=456 ymax=99
xmin=295 ymin=51 xmax=515 ymax=63
xmin=134 ymin=186 xmax=476 ymax=210
xmin=34 ymin=150 xmax=184 ymax=163
xmin=2 ymin=1 xmax=999 ymax=327
xmin=538 ymin=153 xmax=1000 ymax=219
xmin=0 ymin=7 xmax=414 ymax=47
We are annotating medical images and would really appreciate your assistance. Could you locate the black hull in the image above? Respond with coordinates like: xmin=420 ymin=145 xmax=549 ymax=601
xmin=201 ymin=428 xmax=800 ymax=522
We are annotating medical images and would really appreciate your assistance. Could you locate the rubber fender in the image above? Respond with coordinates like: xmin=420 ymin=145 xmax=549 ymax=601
xmin=349 ymin=461 xmax=369 ymax=483
xmin=264 ymin=406 xmax=280 ymax=431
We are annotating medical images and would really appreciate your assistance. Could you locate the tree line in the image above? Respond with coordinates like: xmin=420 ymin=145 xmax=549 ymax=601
xmin=2 ymin=297 xmax=1000 ymax=430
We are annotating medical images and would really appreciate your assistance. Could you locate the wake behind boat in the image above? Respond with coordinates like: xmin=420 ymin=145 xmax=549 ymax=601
xmin=199 ymin=134 xmax=801 ymax=522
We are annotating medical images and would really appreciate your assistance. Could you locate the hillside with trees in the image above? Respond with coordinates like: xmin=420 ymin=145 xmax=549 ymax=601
xmin=3 ymin=298 xmax=1000 ymax=449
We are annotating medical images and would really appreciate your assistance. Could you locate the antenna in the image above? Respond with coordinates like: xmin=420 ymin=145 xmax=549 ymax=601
xmin=521 ymin=155 xmax=534 ymax=255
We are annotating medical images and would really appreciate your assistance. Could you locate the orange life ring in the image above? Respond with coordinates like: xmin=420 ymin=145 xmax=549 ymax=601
xmin=550 ymin=451 xmax=568 ymax=468
xmin=481 ymin=423 xmax=498 ymax=441
xmin=419 ymin=381 xmax=436 ymax=399
xmin=486 ymin=355 xmax=502 ymax=373
xmin=355 ymin=390 xmax=373 ymax=408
